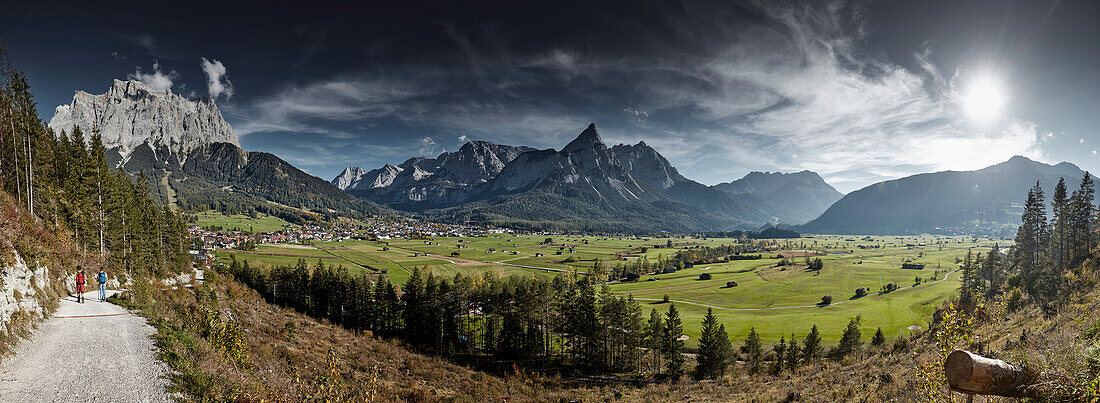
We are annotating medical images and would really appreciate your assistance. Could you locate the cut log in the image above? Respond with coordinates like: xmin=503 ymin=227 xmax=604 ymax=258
xmin=944 ymin=350 xmax=1029 ymax=397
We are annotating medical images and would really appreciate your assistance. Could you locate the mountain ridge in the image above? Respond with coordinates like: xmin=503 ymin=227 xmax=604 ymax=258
xmin=336 ymin=125 xmax=840 ymax=229
xmin=798 ymin=155 xmax=1092 ymax=235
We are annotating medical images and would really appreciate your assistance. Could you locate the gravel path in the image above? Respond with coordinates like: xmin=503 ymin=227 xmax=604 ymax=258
xmin=0 ymin=290 xmax=170 ymax=402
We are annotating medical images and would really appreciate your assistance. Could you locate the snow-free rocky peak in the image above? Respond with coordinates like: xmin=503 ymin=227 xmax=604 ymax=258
xmin=48 ymin=79 xmax=240 ymax=157
xmin=332 ymin=166 xmax=367 ymax=190
xmin=561 ymin=123 xmax=606 ymax=154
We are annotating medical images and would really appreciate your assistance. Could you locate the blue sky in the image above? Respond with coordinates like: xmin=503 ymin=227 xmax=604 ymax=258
xmin=4 ymin=0 xmax=1099 ymax=193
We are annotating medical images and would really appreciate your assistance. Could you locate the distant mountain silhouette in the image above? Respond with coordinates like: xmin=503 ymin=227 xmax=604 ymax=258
xmin=798 ymin=156 xmax=1092 ymax=235
xmin=335 ymin=124 xmax=841 ymax=231
xmin=712 ymin=171 xmax=843 ymax=224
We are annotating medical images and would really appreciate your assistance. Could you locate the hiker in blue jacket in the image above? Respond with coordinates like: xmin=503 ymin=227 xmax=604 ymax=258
xmin=97 ymin=269 xmax=107 ymax=302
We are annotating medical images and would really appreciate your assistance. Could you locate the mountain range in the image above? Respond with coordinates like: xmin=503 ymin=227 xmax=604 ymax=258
xmin=799 ymin=155 xmax=1093 ymax=235
xmin=50 ymin=79 xmax=1092 ymax=235
xmin=334 ymin=124 xmax=842 ymax=231
xmin=48 ymin=79 xmax=383 ymax=223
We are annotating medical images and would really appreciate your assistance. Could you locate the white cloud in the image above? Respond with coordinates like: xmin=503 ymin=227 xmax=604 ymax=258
xmin=200 ymin=58 xmax=234 ymax=99
xmin=127 ymin=61 xmax=178 ymax=92
xmin=1082 ymin=138 xmax=1086 ymax=144
xmin=638 ymin=1 xmax=1049 ymax=190
xmin=458 ymin=135 xmax=468 ymax=142
xmin=418 ymin=136 xmax=440 ymax=155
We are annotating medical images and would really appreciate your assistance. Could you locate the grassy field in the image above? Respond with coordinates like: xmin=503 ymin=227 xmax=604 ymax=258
xmin=192 ymin=210 xmax=295 ymax=233
xmin=214 ymin=233 xmax=1007 ymax=346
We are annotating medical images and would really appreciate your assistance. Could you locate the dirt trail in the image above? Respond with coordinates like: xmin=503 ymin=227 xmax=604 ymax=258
xmin=0 ymin=290 xmax=170 ymax=402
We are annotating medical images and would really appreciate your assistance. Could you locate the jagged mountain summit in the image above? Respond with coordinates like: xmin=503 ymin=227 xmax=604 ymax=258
xmin=334 ymin=140 xmax=535 ymax=208
xmin=799 ymin=155 xmax=1092 ymax=235
xmin=48 ymin=79 xmax=239 ymax=158
xmin=337 ymin=124 xmax=839 ymax=230
xmin=428 ymin=123 xmax=730 ymax=231
xmin=712 ymin=170 xmax=844 ymax=224
xmin=49 ymin=80 xmax=382 ymax=220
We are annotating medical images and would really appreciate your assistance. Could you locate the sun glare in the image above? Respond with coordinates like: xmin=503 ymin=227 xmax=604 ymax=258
xmin=960 ymin=75 xmax=1007 ymax=123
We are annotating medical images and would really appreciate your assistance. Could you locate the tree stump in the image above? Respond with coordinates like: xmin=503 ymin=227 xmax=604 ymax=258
xmin=944 ymin=350 xmax=1029 ymax=397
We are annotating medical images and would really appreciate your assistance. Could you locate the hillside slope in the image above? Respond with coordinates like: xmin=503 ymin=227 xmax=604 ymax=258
xmin=800 ymin=156 xmax=1091 ymax=235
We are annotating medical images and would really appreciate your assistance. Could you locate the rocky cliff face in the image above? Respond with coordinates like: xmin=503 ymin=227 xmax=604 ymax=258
xmin=0 ymin=250 xmax=52 ymax=333
xmin=611 ymin=141 xmax=685 ymax=190
xmin=332 ymin=167 xmax=368 ymax=190
xmin=487 ymin=124 xmax=648 ymax=201
xmin=48 ymin=79 xmax=240 ymax=158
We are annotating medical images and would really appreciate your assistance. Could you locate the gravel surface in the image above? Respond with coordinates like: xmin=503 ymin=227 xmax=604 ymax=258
xmin=0 ymin=290 xmax=170 ymax=402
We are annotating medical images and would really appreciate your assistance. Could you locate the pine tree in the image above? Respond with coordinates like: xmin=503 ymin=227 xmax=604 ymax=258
xmin=1052 ymin=177 xmax=1069 ymax=275
xmin=770 ymin=336 xmax=787 ymax=375
xmin=1014 ymin=181 xmax=1050 ymax=298
xmin=743 ymin=326 xmax=762 ymax=374
xmin=960 ymin=250 xmax=978 ymax=305
xmin=693 ymin=308 xmax=731 ymax=380
xmin=644 ymin=308 xmax=664 ymax=374
xmin=831 ymin=316 xmax=862 ymax=359
xmin=983 ymin=245 xmax=1002 ymax=300
xmin=402 ymin=267 xmax=425 ymax=345
xmin=663 ymin=303 xmax=685 ymax=378
xmin=802 ymin=324 xmax=821 ymax=362
xmin=871 ymin=327 xmax=886 ymax=347
xmin=1072 ymin=173 xmax=1094 ymax=269
xmin=784 ymin=334 xmax=801 ymax=370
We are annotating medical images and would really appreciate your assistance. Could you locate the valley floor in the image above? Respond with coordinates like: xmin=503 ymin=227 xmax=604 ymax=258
xmin=0 ymin=290 xmax=170 ymax=402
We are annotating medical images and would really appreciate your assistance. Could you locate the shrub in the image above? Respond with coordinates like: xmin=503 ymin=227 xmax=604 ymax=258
xmin=663 ymin=294 xmax=670 ymax=303
xmin=892 ymin=336 xmax=909 ymax=353
xmin=699 ymin=273 xmax=712 ymax=280
xmin=819 ymin=295 xmax=833 ymax=305
xmin=853 ymin=287 xmax=868 ymax=298
xmin=1007 ymin=289 xmax=1024 ymax=312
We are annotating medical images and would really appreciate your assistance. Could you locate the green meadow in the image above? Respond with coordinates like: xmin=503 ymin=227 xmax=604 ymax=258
xmin=216 ymin=233 xmax=1006 ymax=346
xmin=192 ymin=210 xmax=295 ymax=233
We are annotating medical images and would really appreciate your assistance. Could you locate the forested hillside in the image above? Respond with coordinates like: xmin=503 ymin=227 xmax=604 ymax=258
xmin=0 ymin=49 xmax=192 ymax=361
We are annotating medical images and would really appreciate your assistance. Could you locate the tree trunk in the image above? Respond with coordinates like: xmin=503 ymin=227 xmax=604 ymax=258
xmin=944 ymin=350 xmax=1030 ymax=397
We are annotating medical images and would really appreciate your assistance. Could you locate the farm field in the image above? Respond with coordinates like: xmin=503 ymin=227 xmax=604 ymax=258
xmin=215 ymin=233 xmax=1008 ymax=346
xmin=191 ymin=210 xmax=295 ymax=233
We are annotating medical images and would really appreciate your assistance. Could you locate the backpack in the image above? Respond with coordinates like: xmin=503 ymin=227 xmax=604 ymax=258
xmin=76 ymin=272 xmax=85 ymax=284
xmin=98 ymin=272 xmax=107 ymax=283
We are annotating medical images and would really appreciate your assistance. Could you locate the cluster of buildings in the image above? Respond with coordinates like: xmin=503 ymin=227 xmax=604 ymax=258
xmin=362 ymin=220 xmax=508 ymax=239
xmin=187 ymin=224 xmax=361 ymax=250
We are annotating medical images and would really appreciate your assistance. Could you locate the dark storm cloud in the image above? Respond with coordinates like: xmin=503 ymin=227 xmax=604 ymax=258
xmin=3 ymin=0 xmax=1095 ymax=191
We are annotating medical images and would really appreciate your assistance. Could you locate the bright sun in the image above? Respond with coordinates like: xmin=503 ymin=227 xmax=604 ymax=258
xmin=959 ymin=75 xmax=1007 ymax=122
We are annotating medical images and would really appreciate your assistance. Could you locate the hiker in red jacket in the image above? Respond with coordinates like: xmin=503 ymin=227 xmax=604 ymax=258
xmin=75 ymin=268 xmax=86 ymax=304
